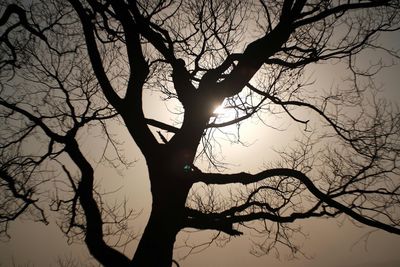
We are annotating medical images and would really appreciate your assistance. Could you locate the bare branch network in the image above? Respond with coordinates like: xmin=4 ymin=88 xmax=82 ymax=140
xmin=1 ymin=0 xmax=400 ymax=266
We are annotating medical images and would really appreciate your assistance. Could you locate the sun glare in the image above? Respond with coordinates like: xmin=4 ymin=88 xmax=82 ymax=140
xmin=213 ymin=104 xmax=226 ymax=116
xmin=211 ymin=103 xmax=238 ymax=125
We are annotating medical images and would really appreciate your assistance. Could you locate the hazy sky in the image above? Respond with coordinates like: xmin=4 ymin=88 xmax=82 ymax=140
xmin=1 ymin=61 xmax=399 ymax=267
xmin=1 ymin=3 xmax=400 ymax=267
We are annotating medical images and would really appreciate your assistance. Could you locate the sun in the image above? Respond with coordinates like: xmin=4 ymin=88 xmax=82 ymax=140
xmin=211 ymin=103 xmax=238 ymax=125
xmin=213 ymin=104 xmax=227 ymax=116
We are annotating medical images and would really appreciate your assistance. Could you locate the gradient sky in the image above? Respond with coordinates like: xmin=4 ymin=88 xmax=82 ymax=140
xmin=1 ymin=62 xmax=399 ymax=267
xmin=1 ymin=3 xmax=400 ymax=267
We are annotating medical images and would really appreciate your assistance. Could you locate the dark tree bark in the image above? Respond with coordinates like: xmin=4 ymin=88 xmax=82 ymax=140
xmin=132 ymin=150 xmax=195 ymax=267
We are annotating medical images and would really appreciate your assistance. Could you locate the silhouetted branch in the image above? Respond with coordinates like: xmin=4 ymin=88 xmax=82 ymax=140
xmin=192 ymin=165 xmax=400 ymax=235
xmin=146 ymin=118 xmax=179 ymax=133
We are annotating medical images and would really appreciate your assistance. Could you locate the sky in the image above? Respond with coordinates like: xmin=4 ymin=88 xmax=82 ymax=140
xmin=1 ymin=60 xmax=399 ymax=267
xmin=1 ymin=3 xmax=400 ymax=267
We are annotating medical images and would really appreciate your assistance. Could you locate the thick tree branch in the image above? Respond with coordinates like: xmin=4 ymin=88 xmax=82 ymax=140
xmin=68 ymin=0 xmax=122 ymax=108
xmin=0 ymin=100 xmax=65 ymax=143
xmin=0 ymin=4 xmax=47 ymax=40
xmin=195 ymin=168 xmax=400 ymax=235
xmin=127 ymin=0 xmax=197 ymax=108
xmin=201 ymin=20 xmax=292 ymax=99
xmin=184 ymin=207 xmax=243 ymax=236
xmin=106 ymin=0 xmax=159 ymax=155
xmin=65 ymin=139 xmax=131 ymax=267
xmin=108 ymin=1 xmax=149 ymax=104
xmin=145 ymin=118 xmax=179 ymax=133
xmin=294 ymin=0 xmax=392 ymax=28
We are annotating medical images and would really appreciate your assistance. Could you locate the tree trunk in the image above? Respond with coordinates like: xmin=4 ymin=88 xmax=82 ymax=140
xmin=131 ymin=205 xmax=180 ymax=267
xmin=131 ymin=155 xmax=193 ymax=267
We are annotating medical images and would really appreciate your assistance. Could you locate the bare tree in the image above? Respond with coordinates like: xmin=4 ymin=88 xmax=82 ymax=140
xmin=1 ymin=0 xmax=400 ymax=266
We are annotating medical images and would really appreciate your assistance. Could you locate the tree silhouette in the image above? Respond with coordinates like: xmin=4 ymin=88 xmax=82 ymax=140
xmin=1 ymin=0 xmax=400 ymax=266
